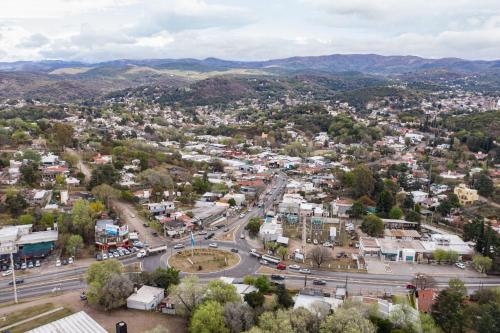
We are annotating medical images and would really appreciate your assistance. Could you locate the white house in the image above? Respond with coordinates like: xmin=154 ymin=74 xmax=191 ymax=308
xmin=127 ymin=285 xmax=165 ymax=310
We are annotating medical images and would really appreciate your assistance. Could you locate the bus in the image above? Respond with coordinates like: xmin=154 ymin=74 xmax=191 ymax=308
xmin=261 ymin=254 xmax=281 ymax=265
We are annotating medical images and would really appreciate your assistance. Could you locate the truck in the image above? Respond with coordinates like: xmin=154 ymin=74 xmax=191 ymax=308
xmin=249 ymin=249 xmax=262 ymax=258
xmin=137 ymin=245 xmax=168 ymax=258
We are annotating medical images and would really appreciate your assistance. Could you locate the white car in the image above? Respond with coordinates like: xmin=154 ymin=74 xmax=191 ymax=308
xmin=239 ymin=213 xmax=245 ymax=218
xmin=323 ymin=242 xmax=333 ymax=247
xmin=455 ymin=262 xmax=465 ymax=269
xmin=129 ymin=213 xmax=135 ymax=218
xmin=208 ymin=243 xmax=218 ymax=248
xmin=137 ymin=250 xmax=146 ymax=258
xmin=173 ymin=244 xmax=185 ymax=249
xmin=102 ymin=253 xmax=108 ymax=260
xmin=288 ymin=264 xmax=301 ymax=270
xmin=299 ymin=268 xmax=311 ymax=274
xmin=260 ymin=259 xmax=269 ymax=265
xmin=55 ymin=259 xmax=61 ymax=267
xmin=68 ymin=257 xmax=74 ymax=264
xmin=198 ymin=231 xmax=207 ymax=235
xmin=240 ymin=234 xmax=245 ymax=239
xmin=2 ymin=270 xmax=12 ymax=277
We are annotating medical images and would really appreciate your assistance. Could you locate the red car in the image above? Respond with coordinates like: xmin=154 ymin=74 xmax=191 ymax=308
xmin=276 ymin=263 xmax=286 ymax=270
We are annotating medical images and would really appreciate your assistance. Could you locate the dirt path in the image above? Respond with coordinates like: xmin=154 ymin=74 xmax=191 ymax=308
xmin=65 ymin=148 xmax=91 ymax=182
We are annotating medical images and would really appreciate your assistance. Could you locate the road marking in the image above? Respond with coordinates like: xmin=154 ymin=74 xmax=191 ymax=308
xmin=0 ymin=276 xmax=84 ymax=292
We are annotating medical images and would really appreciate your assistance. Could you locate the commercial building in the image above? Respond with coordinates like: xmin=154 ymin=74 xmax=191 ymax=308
xmin=94 ymin=219 xmax=129 ymax=251
xmin=0 ymin=224 xmax=58 ymax=260
xmin=127 ymin=285 xmax=165 ymax=310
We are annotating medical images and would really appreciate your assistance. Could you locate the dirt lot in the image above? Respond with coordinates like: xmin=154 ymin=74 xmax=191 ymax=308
xmin=0 ymin=292 xmax=188 ymax=333
xmin=169 ymin=248 xmax=239 ymax=273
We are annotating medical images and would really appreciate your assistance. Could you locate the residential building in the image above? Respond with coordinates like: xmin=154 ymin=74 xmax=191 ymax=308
xmin=127 ymin=285 xmax=165 ymax=311
xmin=454 ymin=184 xmax=479 ymax=205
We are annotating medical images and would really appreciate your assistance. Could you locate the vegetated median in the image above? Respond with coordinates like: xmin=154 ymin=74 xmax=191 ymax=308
xmin=168 ymin=248 xmax=240 ymax=273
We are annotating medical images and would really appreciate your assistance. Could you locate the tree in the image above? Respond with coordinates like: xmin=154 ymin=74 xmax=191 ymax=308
xmin=224 ymin=302 xmax=255 ymax=333
xmin=254 ymin=275 xmax=271 ymax=294
xmin=275 ymin=284 xmax=294 ymax=309
xmin=101 ymin=273 xmax=134 ymax=311
xmin=320 ymin=307 xmax=375 ymax=333
xmin=277 ymin=246 xmax=288 ymax=260
xmin=376 ymin=190 xmax=393 ymax=217
xmin=402 ymin=194 xmax=415 ymax=211
xmin=361 ymin=214 xmax=384 ymax=237
xmin=89 ymin=164 xmax=119 ymax=189
xmin=388 ymin=207 xmax=403 ymax=219
xmin=138 ymin=169 xmax=174 ymax=190
xmin=351 ymin=165 xmax=375 ymax=198
xmin=446 ymin=250 xmax=459 ymax=264
xmin=18 ymin=214 xmax=34 ymax=225
xmin=472 ymin=255 xmax=493 ymax=273
xmin=473 ymin=173 xmax=494 ymax=197
xmin=254 ymin=309 xmax=294 ymax=333
xmin=245 ymin=218 xmax=262 ymax=237
xmin=168 ymin=275 xmax=206 ymax=316
xmin=189 ymin=301 xmax=229 ymax=333
xmin=38 ymin=212 xmax=55 ymax=230
xmin=228 ymin=198 xmax=237 ymax=207
xmin=433 ymin=249 xmax=447 ymax=264
xmin=86 ymin=260 xmax=123 ymax=306
xmin=72 ymin=199 xmax=95 ymax=243
xmin=20 ymin=164 xmax=40 ymax=185
xmin=91 ymin=184 xmax=120 ymax=208
xmin=347 ymin=201 xmax=367 ymax=218
xmin=66 ymin=234 xmax=84 ymax=258
xmin=5 ymin=192 xmax=28 ymax=217
xmin=309 ymin=246 xmax=331 ymax=268
xmin=432 ymin=283 xmax=466 ymax=333
xmin=206 ymin=280 xmax=241 ymax=304
xmin=420 ymin=313 xmax=443 ymax=333
xmin=244 ymin=291 xmax=265 ymax=309
xmin=52 ymin=123 xmax=74 ymax=150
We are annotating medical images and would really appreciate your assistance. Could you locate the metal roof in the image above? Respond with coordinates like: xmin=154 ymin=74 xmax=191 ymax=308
xmin=26 ymin=311 xmax=107 ymax=333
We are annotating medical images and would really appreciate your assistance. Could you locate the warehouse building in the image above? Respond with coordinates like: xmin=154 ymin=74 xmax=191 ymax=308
xmin=127 ymin=285 xmax=165 ymax=311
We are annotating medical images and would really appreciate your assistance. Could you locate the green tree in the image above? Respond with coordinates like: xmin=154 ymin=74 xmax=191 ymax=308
xmin=5 ymin=193 xmax=28 ymax=217
xmin=445 ymin=250 xmax=459 ymax=264
xmin=38 ymin=212 xmax=55 ymax=230
xmin=20 ymin=164 xmax=40 ymax=185
xmin=472 ymin=255 xmax=493 ymax=273
xmin=361 ymin=214 xmax=384 ymax=237
xmin=206 ymin=280 xmax=241 ymax=304
xmin=66 ymin=234 xmax=84 ymax=258
xmin=275 ymin=284 xmax=294 ymax=309
xmin=433 ymin=249 xmax=447 ymax=264
xmin=101 ymin=273 xmax=134 ymax=311
xmin=89 ymin=164 xmax=119 ymax=189
xmin=320 ymin=307 xmax=375 ymax=333
xmin=151 ymin=267 xmax=180 ymax=290
xmin=52 ymin=123 xmax=74 ymax=150
xmin=91 ymin=184 xmax=120 ymax=208
xmin=244 ymin=291 xmax=265 ymax=309
xmin=86 ymin=260 xmax=123 ymax=306
xmin=376 ymin=190 xmax=394 ymax=217
xmin=71 ymin=199 xmax=95 ymax=243
xmin=254 ymin=275 xmax=271 ymax=294
xmin=228 ymin=198 xmax=237 ymax=207
xmin=388 ymin=207 xmax=403 ymax=219
xmin=347 ymin=201 xmax=367 ymax=218
xmin=189 ymin=301 xmax=229 ymax=333
xmin=432 ymin=282 xmax=466 ymax=333
xmin=245 ymin=218 xmax=262 ymax=238
xmin=351 ymin=165 xmax=375 ymax=198
xmin=473 ymin=173 xmax=494 ymax=197
xmin=18 ymin=214 xmax=34 ymax=225
xmin=277 ymin=246 xmax=288 ymax=260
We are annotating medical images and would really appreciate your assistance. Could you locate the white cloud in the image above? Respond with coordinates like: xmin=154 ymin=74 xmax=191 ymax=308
xmin=0 ymin=0 xmax=499 ymax=62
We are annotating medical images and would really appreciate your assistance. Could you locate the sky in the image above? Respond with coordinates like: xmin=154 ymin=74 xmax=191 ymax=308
xmin=1 ymin=0 xmax=500 ymax=62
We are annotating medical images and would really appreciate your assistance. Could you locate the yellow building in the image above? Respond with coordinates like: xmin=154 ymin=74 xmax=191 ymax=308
xmin=454 ymin=184 xmax=479 ymax=206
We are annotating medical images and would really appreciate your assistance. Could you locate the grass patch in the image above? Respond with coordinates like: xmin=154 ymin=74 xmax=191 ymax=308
xmin=0 ymin=303 xmax=57 ymax=328
xmin=9 ymin=308 xmax=73 ymax=333
xmin=169 ymin=248 xmax=239 ymax=273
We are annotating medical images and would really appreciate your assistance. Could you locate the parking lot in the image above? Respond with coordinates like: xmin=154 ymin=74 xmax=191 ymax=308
xmin=365 ymin=258 xmax=483 ymax=277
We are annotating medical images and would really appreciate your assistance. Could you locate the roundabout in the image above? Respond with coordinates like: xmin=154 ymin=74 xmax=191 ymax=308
xmin=167 ymin=247 xmax=241 ymax=273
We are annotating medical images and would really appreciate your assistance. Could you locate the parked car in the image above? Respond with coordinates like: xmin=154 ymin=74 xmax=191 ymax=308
xmin=198 ymin=231 xmax=207 ymax=235
xmin=123 ymin=249 xmax=131 ymax=255
xmin=208 ymin=243 xmax=218 ymax=248
xmin=68 ymin=257 xmax=74 ymax=264
xmin=323 ymin=242 xmax=333 ymax=247
xmin=173 ymin=244 xmax=185 ymax=249
xmin=62 ymin=259 xmax=68 ymax=265
xmin=288 ymin=264 xmax=301 ymax=270
xmin=313 ymin=239 xmax=318 ymax=245
xmin=312 ymin=279 xmax=326 ymax=285
xmin=102 ymin=253 xmax=108 ymax=260
xmin=55 ymin=259 xmax=61 ymax=267
xmin=27 ymin=261 xmax=34 ymax=269
xmin=143 ymin=223 xmax=149 ymax=228
xmin=240 ymin=234 xmax=245 ymax=239
xmin=80 ymin=292 xmax=87 ymax=301
xmin=9 ymin=278 xmax=24 ymax=285
xmin=455 ymin=262 xmax=465 ymax=269
xmin=271 ymin=274 xmax=285 ymax=280
xmin=239 ymin=213 xmax=245 ymax=218
xmin=130 ymin=247 xmax=138 ymax=253
xmin=96 ymin=254 xmax=103 ymax=261
xmin=151 ymin=232 xmax=159 ymax=237
xmin=35 ymin=260 xmax=41 ymax=267
xmin=133 ymin=241 xmax=144 ymax=248
xmin=21 ymin=262 xmax=27 ymax=270
xmin=230 ymin=248 xmax=239 ymax=253
xmin=118 ymin=250 xmax=125 ymax=256
xmin=299 ymin=268 xmax=311 ymax=274
xmin=2 ymin=270 xmax=12 ymax=277
xmin=14 ymin=263 xmax=21 ymax=270
xmin=204 ymin=233 xmax=215 ymax=240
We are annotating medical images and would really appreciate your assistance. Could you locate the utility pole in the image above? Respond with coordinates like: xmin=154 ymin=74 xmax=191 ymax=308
xmin=10 ymin=252 xmax=18 ymax=304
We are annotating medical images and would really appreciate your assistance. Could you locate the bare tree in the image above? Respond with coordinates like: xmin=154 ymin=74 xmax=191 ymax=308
xmin=168 ymin=275 xmax=206 ymax=316
xmin=224 ymin=302 xmax=255 ymax=333
xmin=411 ymin=273 xmax=436 ymax=290
xmin=309 ymin=246 xmax=331 ymax=268
xmin=101 ymin=273 xmax=134 ymax=311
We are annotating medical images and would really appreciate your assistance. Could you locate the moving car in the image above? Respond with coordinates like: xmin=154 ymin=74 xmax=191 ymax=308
xmin=271 ymin=274 xmax=285 ymax=280
xmin=173 ymin=244 xmax=185 ymax=249
xmin=276 ymin=263 xmax=286 ymax=270
xmin=239 ymin=213 xmax=245 ymax=218
xmin=299 ymin=268 xmax=311 ymax=274
xmin=230 ymin=248 xmax=239 ymax=253
xmin=240 ymin=234 xmax=245 ymax=239
xmin=9 ymin=278 xmax=24 ymax=285
xmin=260 ymin=259 xmax=268 ymax=265
xmin=312 ymin=279 xmax=326 ymax=285
xmin=208 ymin=243 xmax=218 ymax=248
xmin=455 ymin=262 xmax=465 ymax=269
xmin=204 ymin=233 xmax=215 ymax=240
xmin=288 ymin=264 xmax=301 ymax=270
xmin=2 ymin=270 xmax=12 ymax=277
xmin=198 ymin=231 xmax=207 ymax=235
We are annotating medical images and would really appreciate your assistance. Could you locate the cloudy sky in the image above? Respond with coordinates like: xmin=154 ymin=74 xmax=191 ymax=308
xmin=1 ymin=0 xmax=500 ymax=62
